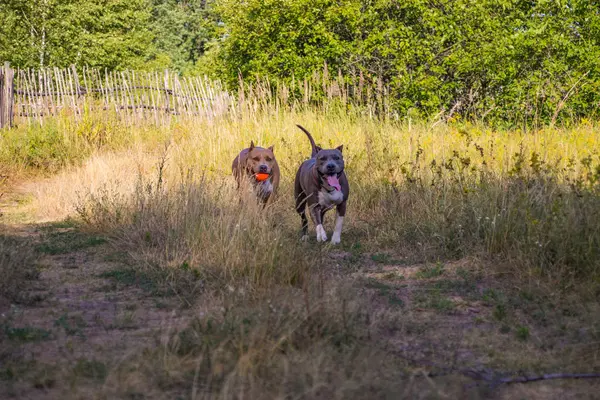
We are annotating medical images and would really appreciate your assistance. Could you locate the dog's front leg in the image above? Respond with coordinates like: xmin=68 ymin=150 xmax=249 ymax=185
xmin=309 ymin=204 xmax=327 ymax=242
xmin=331 ymin=201 xmax=346 ymax=244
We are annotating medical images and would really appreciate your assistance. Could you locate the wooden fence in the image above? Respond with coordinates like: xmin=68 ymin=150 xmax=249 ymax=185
xmin=0 ymin=63 xmax=233 ymax=128
xmin=0 ymin=62 xmax=392 ymax=128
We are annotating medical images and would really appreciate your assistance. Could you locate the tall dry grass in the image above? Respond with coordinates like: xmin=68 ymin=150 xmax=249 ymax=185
xmin=5 ymin=105 xmax=594 ymax=288
xmin=99 ymin=284 xmax=420 ymax=400
xmin=76 ymin=167 xmax=316 ymax=294
xmin=2 ymin=80 xmax=600 ymax=399
xmin=37 ymin=108 xmax=594 ymax=287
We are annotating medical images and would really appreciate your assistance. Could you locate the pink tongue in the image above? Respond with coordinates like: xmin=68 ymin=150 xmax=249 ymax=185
xmin=326 ymin=175 xmax=341 ymax=191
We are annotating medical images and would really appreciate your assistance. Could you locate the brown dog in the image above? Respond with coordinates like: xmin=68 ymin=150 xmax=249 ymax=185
xmin=294 ymin=125 xmax=349 ymax=244
xmin=232 ymin=141 xmax=280 ymax=204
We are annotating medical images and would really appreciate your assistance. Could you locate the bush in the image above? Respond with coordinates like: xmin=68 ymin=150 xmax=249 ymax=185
xmin=214 ymin=0 xmax=600 ymax=125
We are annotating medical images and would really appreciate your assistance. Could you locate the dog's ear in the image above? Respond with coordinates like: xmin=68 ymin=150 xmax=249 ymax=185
xmin=268 ymin=145 xmax=274 ymax=152
xmin=249 ymin=141 xmax=255 ymax=151
xmin=336 ymin=145 xmax=344 ymax=153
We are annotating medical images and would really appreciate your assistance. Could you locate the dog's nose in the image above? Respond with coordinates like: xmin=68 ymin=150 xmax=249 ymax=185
xmin=259 ymin=164 xmax=268 ymax=173
xmin=326 ymin=163 xmax=336 ymax=172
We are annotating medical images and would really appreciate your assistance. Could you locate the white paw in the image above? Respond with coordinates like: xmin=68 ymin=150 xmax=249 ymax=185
xmin=330 ymin=234 xmax=341 ymax=244
xmin=301 ymin=234 xmax=309 ymax=242
xmin=316 ymin=224 xmax=328 ymax=242
xmin=331 ymin=215 xmax=343 ymax=245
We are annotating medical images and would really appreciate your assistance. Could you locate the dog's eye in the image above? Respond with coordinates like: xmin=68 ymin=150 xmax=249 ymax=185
xmin=252 ymin=157 xmax=260 ymax=161
xmin=265 ymin=156 xmax=272 ymax=162
xmin=319 ymin=157 xmax=326 ymax=162
xmin=332 ymin=156 xmax=340 ymax=161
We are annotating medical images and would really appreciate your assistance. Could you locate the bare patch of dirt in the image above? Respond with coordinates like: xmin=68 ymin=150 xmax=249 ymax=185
xmin=0 ymin=223 xmax=193 ymax=399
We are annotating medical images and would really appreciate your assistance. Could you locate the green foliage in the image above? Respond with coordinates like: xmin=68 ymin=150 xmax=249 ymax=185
xmin=2 ymin=0 xmax=600 ymax=123
xmin=0 ymin=0 xmax=154 ymax=69
xmin=213 ymin=0 xmax=600 ymax=125
xmin=215 ymin=0 xmax=354 ymax=80
xmin=149 ymin=0 xmax=219 ymax=73
xmin=0 ymin=114 xmax=167 ymax=174
xmin=516 ymin=325 xmax=530 ymax=341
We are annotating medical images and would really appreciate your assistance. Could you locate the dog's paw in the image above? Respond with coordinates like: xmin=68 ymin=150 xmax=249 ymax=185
xmin=317 ymin=234 xmax=328 ymax=242
xmin=301 ymin=234 xmax=309 ymax=242
xmin=316 ymin=225 xmax=328 ymax=242
xmin=330 ymin=234 xmax=341 ymax=245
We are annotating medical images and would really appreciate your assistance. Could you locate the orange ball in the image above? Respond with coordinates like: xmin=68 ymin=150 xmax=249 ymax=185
xmin=255 ymin=173 xmax=270 ymax=181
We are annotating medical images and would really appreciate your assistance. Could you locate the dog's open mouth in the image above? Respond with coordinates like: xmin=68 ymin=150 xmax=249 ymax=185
xmin=325 ymin=174 xmax=342 ymax=191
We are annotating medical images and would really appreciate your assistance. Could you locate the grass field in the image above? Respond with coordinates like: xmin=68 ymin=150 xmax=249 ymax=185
xmin=1 ymin=105 xmax=599 ymax=398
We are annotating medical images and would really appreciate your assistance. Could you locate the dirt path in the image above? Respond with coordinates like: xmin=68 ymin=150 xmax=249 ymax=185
xmin=1 ymin=189 xmax=599 ymax=399
xmin=0 ymin=186 xmax=192 ymax=398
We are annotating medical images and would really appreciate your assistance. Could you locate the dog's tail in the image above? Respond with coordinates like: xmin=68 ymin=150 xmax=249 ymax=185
xmin=296 ymin=124 xmax=321 ymax=157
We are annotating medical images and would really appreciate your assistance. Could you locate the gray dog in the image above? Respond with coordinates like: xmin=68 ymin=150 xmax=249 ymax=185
xmin=294 ymin=125 xmax=349 ymax=244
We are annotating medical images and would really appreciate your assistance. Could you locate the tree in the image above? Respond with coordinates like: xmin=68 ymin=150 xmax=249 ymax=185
xmin=148 ymin=0 xmax=218 ymax=73
xmin=0 ymin=0 xmax=154 ymax=70
xmin=211 ymin=0 xmax=600 ymax=124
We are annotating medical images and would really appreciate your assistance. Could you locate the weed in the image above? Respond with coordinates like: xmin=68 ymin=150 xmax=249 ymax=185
xmin=414 ymin=291 xmax=455 ymax=313
xmin=364 ymin=278 xmax=393 ymax=291
xmin=456 ymin=267 xmax=479 ymax=282
xmin=516 ymin=325 xmax=530 ymax=341
xmin=73 ymin=359 xmax=108 ymax=381
xmin=4 ymin=326 xmax=51 ymax=342
xmin=428 ymin=295 xmax=455 ymax=313
xmin=109 ymin=311 xmax=138 ymax=330
xmin=100 ymin=268 xmax=150 ymax=288
xmin=37 ymin=219 xmax=78 ymax=232
xmin=493 ymin=304 xmax=507 ymax=321
xmin=13 ymin=108 xmax=599 ymax=288
xmin=382 ymin=271 xmax=405 ymax=281
xmin=371 ymin=253 xmax=404 ymax=265
xmin=519 ymin=290 xmax=535 ymax=302
xmin=36 ymin=230 xmax=106 ymax=255
xmin=54 ymin=314 xmax=87 ymax=338
xmin=104 ymin=283 xmax=413 ymax=398
xmin=387 ymin=292 xmax=404 ymax=307
xmin=482 ymin=288 xmax=504 ymax=304
xmin=415 ymin=263 xmax=445 ymax=279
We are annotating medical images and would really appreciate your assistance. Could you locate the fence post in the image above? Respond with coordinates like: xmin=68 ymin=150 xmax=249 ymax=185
xmin=163 ymin=69 xmax=171 ymax=125
xmin=0 ymin=64 xmax=4 ymax=128
xmin=0 ymin=62 xmax=16 ymax=129
xmin=0 ymin=63 xmax=12 ymax=128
